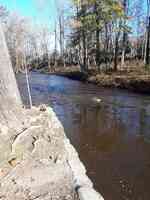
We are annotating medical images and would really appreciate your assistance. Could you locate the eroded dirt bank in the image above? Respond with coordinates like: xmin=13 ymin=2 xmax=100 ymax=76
xmin=88 ymin=73 xmax=150 ymax=94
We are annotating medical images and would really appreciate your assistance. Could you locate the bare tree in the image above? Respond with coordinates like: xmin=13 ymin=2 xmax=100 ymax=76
xmin=121 ymin=0 xmax=129 ymax=69
xmin=145 ymin=0 xmax=150 ymax=66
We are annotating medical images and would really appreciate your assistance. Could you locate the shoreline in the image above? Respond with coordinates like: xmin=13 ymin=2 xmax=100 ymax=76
xmin=41 ymin=69 xmax=150 ymax=94
xmin=87 ymin=73 xmax=150 ymax=94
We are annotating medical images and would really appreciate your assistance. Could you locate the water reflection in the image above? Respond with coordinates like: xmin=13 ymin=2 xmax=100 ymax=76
xmin=17 ymin=72 xmax=150 ymax=200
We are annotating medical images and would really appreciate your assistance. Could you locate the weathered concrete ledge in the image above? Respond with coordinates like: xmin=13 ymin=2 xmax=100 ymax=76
xmin=48 ymin=107 xmax=104 ymax=200
xmin=0 ymin=105 xmax=104 ymax=200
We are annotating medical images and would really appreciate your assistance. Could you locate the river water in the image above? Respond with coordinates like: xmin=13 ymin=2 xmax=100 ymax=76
xmin=17 ymin=72 xmax=150 ymax=200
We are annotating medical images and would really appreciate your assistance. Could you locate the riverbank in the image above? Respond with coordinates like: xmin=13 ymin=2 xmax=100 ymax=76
xmin=39 ymin=66 xmax=88 ymax=82
xmin=42 ymin=66 xmax=150 ymax=94
xmin=0 ymin=105 xmax=103 ymax=200
xmin=87 ymin=72 xmax=150 ymax=94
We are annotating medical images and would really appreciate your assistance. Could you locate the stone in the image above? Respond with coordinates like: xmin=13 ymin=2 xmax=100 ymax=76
xmin=78 ymin=187 xmax=104 ymax=200
xmin=0 ymin=160 xmax=77 ymax=200
xmin=32 ymin=139 xmax=52 ymax=160
xmin=0 ymin=125 xmax=9 ymax=136
xmin=0 ymin=136 xmax=11 ymax=165
xmin=39 ymin=104 xmax=47 ymax=112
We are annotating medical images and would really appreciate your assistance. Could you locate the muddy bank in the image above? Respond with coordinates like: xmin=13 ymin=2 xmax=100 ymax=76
xmin=55 ymin=71 xmax=88 ymax=82
xmin=87 ymin=73 xmax=150 ymax=94
xmin=0 ymin=105 xmax=103 ymax=200
xmin=37 ymin=66 xmax=88 ymax=82
xmin=47 ymin=69 xmax=150 ymax=94
xmin=42 ymin=70 xmax=88 ymax=82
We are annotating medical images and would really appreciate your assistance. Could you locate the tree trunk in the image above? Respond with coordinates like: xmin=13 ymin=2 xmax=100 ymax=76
xmin=114 ymin=33 xmax=120 ymax=71
xmin=80 ymin=0 xmax=87 ymax=72
xmin=96 ymin=28 xmax=100 ymax=67
xmin=82 ymin=29 xmax=87 ymax=71
xmin=114 ymin=40 xmax=118 ymax=71
xmin=121 ymin=0 xmax=128 ymax=69
xmin=145 ymin=16 xmax=150 ymax=66
xmin=54 ymin=23 xmax=57 ymax=70
xmin=94 ymin=2 xmax=101 ymax=72
xmin=0 ymin=23 xmax=23 ymax=128
xmin=114 ymin=20 xmax=122 ymax=71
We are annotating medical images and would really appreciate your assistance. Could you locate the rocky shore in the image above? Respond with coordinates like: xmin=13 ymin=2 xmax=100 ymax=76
xmin=0 ymin=105 xmax=103 ymax=200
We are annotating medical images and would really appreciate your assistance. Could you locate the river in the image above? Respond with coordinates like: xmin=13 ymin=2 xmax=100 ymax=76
xmin=17 ymin=72 xmax=150 ymax=200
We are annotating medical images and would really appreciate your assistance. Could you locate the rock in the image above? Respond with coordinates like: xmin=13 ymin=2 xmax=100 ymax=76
xmin=32 ymin=139 xmax=52 ymax=160
xmin=78 ymin=187 xmax=104 ymax=200
xmin=0 ymin=136 xmax=11 ymax=166
xmin=39 ymin=104 xmax=47 ymax=112
xmin=0 ymin=160 xmax=77 ymax=200
xmin=11 ymin=126 xmax=43 ymax=160
xmin=0 ymin=164 xmax=12 ymax=180
xmin=64 ymin=139 xmax=93 ymax=189
xmin=0 ymin=125 xmax=9 ymax=136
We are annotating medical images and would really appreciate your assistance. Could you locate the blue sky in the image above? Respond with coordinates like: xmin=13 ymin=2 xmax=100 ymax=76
xmin=0 ymin=0 xmax=58 ymax=30
xmin=0 ymin=0 xmax=147 ymax=35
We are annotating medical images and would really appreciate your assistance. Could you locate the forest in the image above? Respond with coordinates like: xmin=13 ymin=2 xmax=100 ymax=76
xmin=0 ymin=0 xmax=150 ymax=75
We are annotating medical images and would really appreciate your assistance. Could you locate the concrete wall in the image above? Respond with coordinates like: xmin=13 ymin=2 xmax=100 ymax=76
xmin=48 ymin=107 xmax=104 ymax=200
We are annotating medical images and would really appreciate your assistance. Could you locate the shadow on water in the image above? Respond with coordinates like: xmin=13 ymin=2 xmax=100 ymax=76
xmin=17 ymin=72 xmax=150 ymax=200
